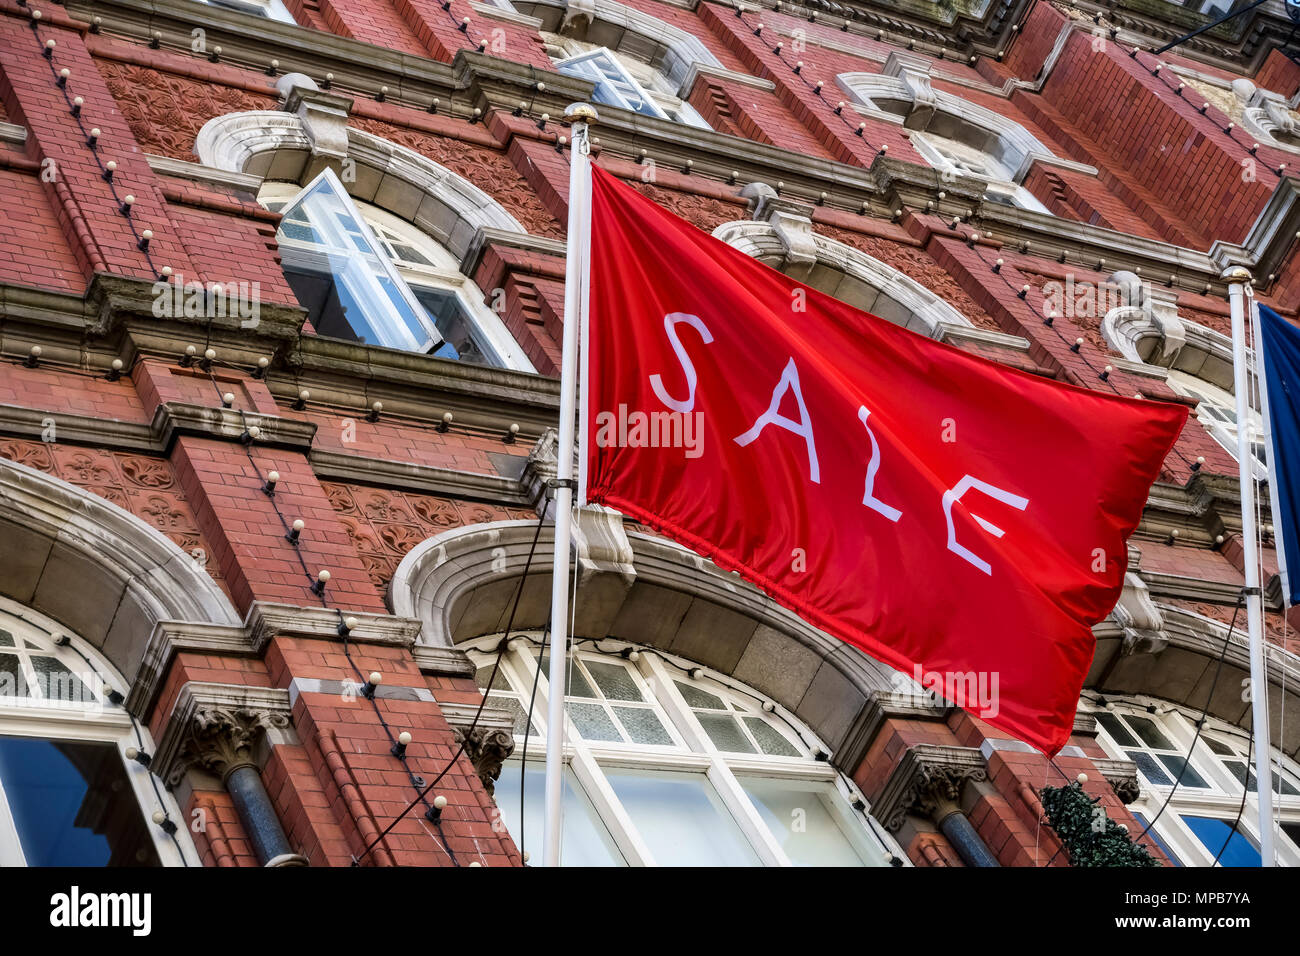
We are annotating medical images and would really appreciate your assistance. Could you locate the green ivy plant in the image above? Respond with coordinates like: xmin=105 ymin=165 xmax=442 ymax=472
xmin=1039 ymin=781 xmax=1161 ymax=867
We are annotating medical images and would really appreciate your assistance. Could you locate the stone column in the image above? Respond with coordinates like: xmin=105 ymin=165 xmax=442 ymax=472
xmin=157 ymin=685 xmax=307 ymax=867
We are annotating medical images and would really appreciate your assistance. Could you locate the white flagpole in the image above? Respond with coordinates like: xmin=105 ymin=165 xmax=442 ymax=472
xmin=543 ymin=102 xmax=598 ymax=868
xmin=1225 ymin=265 xmax=1276 ymax=867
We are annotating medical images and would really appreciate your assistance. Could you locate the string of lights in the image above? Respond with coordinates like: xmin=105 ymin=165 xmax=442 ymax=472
xmin=192 ymin=361 xmax=468 ymax=862
xmin=958 ymin=229 xmax=1208 ymax=474
xmin=27 ymin=8 xmax=162 ymax=279
xmin=1128 ymin=45 xmax=1289 ymax=180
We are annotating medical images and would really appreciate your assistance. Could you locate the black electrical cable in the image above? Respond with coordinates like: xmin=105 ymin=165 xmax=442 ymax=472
xmin=353 ymin=509 xmax=548 ymax=865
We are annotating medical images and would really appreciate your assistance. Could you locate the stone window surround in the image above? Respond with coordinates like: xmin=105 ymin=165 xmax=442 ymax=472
xmin=514 ymin=0 xmax=774 ymax=98
xmin=837 ymin=57 xmax=1099 ymax=186
xmin=194 ymin=79 xmax=528 ymax=266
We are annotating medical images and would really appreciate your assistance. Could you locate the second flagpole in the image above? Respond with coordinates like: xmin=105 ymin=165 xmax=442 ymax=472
xmin=542 ymin=102 xmax=598 ymax=868
xmin=1225 ymin=265 xmax=1277 ymax=867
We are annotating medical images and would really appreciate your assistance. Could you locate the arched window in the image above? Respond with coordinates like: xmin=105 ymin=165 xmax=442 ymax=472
xmin=547 ymin=37 xmax=710 ymax=129
xmin=1090 ymin=700 xmax=1300 ymax=866
xmin=259 ymin=169 xmax=534 ymax=370
xmin=195 ymin=0 xmax=296 ymax=24
xmin=1165 ymin=370 xmax=1266 ymax=477
xmin=0 ymin=598 xmax=192 ymax=866
xmin=468 ymin=633 xmax=898 ymax=866
xmin=837 ymin=73 xmax=1055 ymax=213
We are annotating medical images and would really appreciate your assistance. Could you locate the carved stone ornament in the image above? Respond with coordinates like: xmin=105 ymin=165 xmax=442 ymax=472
xmin=875 ymin=745 xmax=989 ymax=832
xmin=451 ymin=726 xmax=516 ymax=796
xmin=169 ymin=706 xmax=290 ymax=787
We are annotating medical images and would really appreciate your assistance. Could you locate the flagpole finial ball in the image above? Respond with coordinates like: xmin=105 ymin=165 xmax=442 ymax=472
xmin=564 ymin=102 xmax=599 ymax=124
xmin=1220 ymin=265 xmax=1252 ymax=283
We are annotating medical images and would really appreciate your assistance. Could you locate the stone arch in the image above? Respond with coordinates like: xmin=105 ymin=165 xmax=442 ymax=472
xmin=836 ymin=72 xmax=1054 ymax=179
xmin=1100 ymin=271 xmax=1236 ymax=391
xmin=0 ymin=456 xmax=239 ymax=687
xmin=711 ymin=219 xmax=972 ymax=337
xmin=392 ymin=517 xmax=914 ymax=762
xmin=515 ymin=0 xmax=723 ymax=95
xmin=194 ymin=108 xmax=525 ymax=260
xmin=1089 ymin=599 xmax=1300 ymax=760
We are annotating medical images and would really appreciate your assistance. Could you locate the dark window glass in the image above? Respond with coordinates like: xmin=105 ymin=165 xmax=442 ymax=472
xmin=1096 ymin=713 xmax=1139 ymax=747
xmin=1128 ymin=750 xmax=1172 ymax=786
xmin=414 ymin=288 xmax=492 ymax=366
xmin=1124 ymin=715 xmax=1176 ymax=750
xmin=0 ymin=736 xmax=160 ymax=866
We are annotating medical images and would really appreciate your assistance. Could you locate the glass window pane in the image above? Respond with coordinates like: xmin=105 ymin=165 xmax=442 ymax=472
xmin=538 ymin=654 xmax=596 ymax=699
xmin=1128 ymin=750 xmax=1173 ymax=786
xmin=744 ymin=717 xmax=801 ymax=757
xmin=603 ymin=767 xmax=760 ymax=866
xmin=1204 ymin=735 xmax=1237 ymax=756
xmin=0 ymin=656 xmax=26 ymax=700
xmin=674 ymin=680 xmax=725 ymax=710
xmin=474 ymin=665 xmax=509 ymax=692
xmin=612 ymin=706 xmax=673 ymax=745
xmin=1182 ymin=815 xmax=1260 ymax=867
xmin=698 ymin=713 xmax=756 ymax=754
xmin=1224 ymin=760 xmax=1250 ymax=789
xmin=418 ymin=287 xmax=493 ymax=366
xmin=738 ymin=776 xmax=875 ymax=866
xmin=492 ymin=696 xmax=534 ymax=737
xmin=1156 ymin=754 xmax=1210 ymax=789
xmin=1124 ymin=715 xmax=1176 ymax=750
xmin=493 ymin=763 xmax=623 ymax=866
xmin=584 ymin=661 xmax=644 ymax=702
xmin=1096 ymin=713 xmax=1139 ymax=747
xmin=0 ymin=630 xmax=13 ymax=647
xmin=30 ymin=657 xmax=91 ymax=703
xmin=568 ymin=702 xmax=622 ymax=742
xmin=0 ymin=736 xmax=160 ymax=866
xmin=1132 ymin=811 xmax=1182 ymax=866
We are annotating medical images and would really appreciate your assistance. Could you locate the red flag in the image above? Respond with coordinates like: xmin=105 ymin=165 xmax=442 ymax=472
xmin=583 ymin=164 xmax=1186 ymax=755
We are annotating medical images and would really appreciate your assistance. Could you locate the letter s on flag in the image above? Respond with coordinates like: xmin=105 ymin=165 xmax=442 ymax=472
xmin=649 ymin=312 xmax=713 ymax=413
xmin=582 ymin=164 xmax=1186 ymax=756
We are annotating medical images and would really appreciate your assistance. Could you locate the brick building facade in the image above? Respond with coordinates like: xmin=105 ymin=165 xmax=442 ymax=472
xmin=0 ymin=0 xmax=1298 ymax=867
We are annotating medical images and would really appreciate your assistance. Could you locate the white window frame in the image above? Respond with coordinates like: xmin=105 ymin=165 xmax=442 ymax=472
xmin=1090 ymin=698 xmax=1300 ymax=867
xmin=197 ymin=0 xmax=297 ymax=24
xmin=470 ymin=633 xmax=902 ymax=867
xmin=554 ymin=47 xmax=710 ymax=130
xmin=261 ymin=177 xmax=535 ymax=371
xmin=0 ymin=597 xmax=195 ymax=867
xmin=1166 ymin=369 xmax=1267 ymax=480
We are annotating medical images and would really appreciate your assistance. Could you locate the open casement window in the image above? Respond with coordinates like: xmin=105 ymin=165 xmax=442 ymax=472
xmin=470 ymin=635 xmax=899 ymax=867
xmin=1166 ymin=370 xmax=1267 ymax=479
xmin=197 ymin=0 xmax=296 ymax=23
xmin=263 ymin=173 xmax=533 ymax=369
xmin=554 ymin=48 xmax=709 ymax=129
xmin=1091 ymin=702 xmax=1300 ymax=866
xmin=273 ymin=169 xmax=441 ymax=353
xmin=910 ymin=131 xmax=1049 ymax=214
xmin=0 ymin=599 xmax=191 ymax=866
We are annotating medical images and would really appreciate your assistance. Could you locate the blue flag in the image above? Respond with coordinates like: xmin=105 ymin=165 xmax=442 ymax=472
xmin=1257 ymin=304 xmax=1300 ymax=605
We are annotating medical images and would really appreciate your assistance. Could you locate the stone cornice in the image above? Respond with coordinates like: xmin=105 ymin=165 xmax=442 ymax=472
xmin=837 ymin=690 xmax=951 ymax=775
xmin=311 ymin=449 xmax=535 ymax=507
xmin=410 ymin=645 xmax=478 ymax=678
xmin=128 ymin=602 xmax=424 ymax=718
xmin=146 ymin=154 xmax=265 ymax=193
xmin=60 ymin=1 xmax=1300 ymax=278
